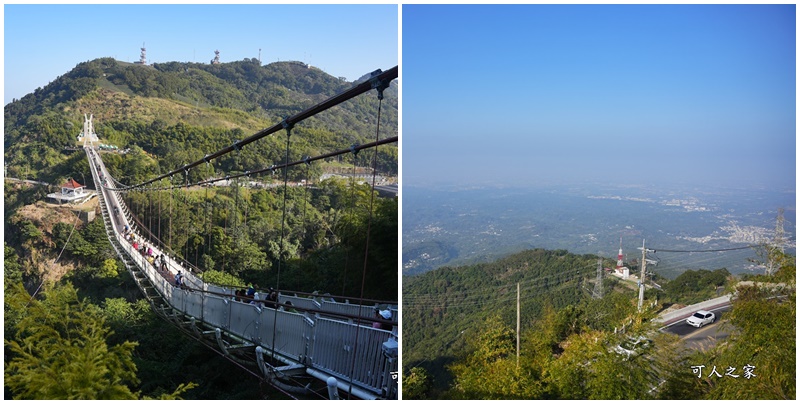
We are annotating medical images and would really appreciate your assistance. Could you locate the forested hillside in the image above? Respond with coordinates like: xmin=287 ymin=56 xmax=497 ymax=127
xmin=4 ymin=57 xmax=397 ymax=184
xmin=4 ymin=56 xmax=397 ymax=298
xmin=402 ymin=249 xmax=604 ymax=389
xmin=402 ymin=248 xmax=796 ymax=399
xmin=4 ymin=57 xmax=397 ymax=399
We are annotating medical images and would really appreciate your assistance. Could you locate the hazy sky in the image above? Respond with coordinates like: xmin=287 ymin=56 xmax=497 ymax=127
xmin=403 ymin=4 xmax=796 ymax=190
xmin=4 ymin=4 xmax=398 ymax=105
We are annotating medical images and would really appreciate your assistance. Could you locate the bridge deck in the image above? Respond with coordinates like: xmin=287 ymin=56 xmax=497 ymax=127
xmin=86 ymin=146 xmax=398 ymax=399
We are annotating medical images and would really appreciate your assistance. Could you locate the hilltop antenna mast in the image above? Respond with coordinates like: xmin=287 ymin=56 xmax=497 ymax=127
xmin=592 ymin=258 xmax=604 ymax=299
xmin=137 ymin=42 xmax=147 ymax=65
xmin=259 ymin=48 xmax=262 ymax=64
xmin=211 ymin=49 xmax=221 ymax=65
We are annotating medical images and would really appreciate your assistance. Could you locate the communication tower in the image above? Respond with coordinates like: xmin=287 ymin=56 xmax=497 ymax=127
xmin=136 ymin=43 xmax=147 ymax=65
xmin=616 ymin=237 xmax=624 ymax=269
xmin=211 ymin=50 xmax=221 ymax=65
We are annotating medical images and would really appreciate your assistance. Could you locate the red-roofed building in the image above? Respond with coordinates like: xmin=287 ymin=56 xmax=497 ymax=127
xmin=48 ymin=177 xmax=93 ymax=205
xmin=61 ymin=178 xmax=85 ymax=196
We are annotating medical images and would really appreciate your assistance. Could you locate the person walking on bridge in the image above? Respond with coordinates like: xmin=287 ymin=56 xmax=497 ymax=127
xmin=373 ymin=309 xmax=393 ymax=331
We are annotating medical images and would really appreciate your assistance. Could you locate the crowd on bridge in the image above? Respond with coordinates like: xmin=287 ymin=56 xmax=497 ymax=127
xmin=116 ymin=212 xmax=395 ymax=332
xmin=121 ymin=224 xmax=179 ymax=287
xmin=232 ymin=285 xmax=280 ymax=309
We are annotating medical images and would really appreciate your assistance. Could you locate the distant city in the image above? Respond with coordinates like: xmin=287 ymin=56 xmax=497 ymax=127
xmin=403 ymin=182 xmax=795 ymax=278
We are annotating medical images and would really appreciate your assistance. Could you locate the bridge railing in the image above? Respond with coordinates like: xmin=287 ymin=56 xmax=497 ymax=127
xmin=86 ymin=98 xmax=401 ymax=395
xmin=313 ymin=317 xmax=396 ymax=394
xmin=279 ymin=293 xmax=322 ymax=312
xmin=160 ymin=283 xmax=395 ymax=394
xmin=102 ymin=200 xmax=396 ymax=396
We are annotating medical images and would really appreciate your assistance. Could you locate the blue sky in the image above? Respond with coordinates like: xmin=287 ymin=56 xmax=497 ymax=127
xmin=4 ymin=4 xmax=398 ymax=105
xmin=403 ymin=4 xmax=796 ymax=190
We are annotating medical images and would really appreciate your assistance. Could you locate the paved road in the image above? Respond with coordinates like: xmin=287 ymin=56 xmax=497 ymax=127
xmin=4 ymin=177 xmax=50 ymax=186
xmin=664 ymin=307 xmax=733 ymax=350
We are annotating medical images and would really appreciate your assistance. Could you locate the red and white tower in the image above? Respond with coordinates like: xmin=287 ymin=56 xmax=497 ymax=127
xmin=616 ymin=237 xmax=624 ymax=269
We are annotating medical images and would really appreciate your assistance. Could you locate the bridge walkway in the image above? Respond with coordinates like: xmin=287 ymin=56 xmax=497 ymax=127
xmin=86 ymin=146 xmax=398 ymax=399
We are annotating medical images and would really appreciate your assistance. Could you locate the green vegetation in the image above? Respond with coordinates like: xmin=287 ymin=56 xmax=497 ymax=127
xmin=663 ymin=268 xmax=731 ymax=305
xmin=403 ymin=248 xmax=795 ymax=399
xmin=4 ymin=282 xmax=195 ymax=399
xmin=5 ymin=57 xmax=397 ymax=183
xmin=4 ymin=57 xmax=397 ymax=399
xmin=120 ymin=178 xmax=396 ymax=299
xmin=702 ymin=248 xmax=795 ymax=399
xmin=402 ymin=249 xmax=602 ymax=393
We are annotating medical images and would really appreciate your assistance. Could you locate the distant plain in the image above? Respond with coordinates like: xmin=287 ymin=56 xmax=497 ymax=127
xmin=402 ymin=182 xmax=796 ymax=279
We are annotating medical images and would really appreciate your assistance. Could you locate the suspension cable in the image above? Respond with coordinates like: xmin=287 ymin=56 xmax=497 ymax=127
xmin=169 ymin=176 xmax=173 ymax=250
xmin=348 ymin=81 xmax=389 ymax=399
xmin=272 ymin=123 xmax=293 ymax=362
xmin=158 ymin=182 xmax=162 ymax=241
xmin=341 ymin=148 xmax=359 ymax=297
xmin=28 ymin=210 xmax=82 ymax=304
xmin=103 ymin=137 xmax=397 ymax=193
xmin=88 ymin=73 xmax=399 ymax=396
xmin=118 ymin=67 xmax=397 ymax=191
xmin=205 ymin=179 xmax=210 ymax=265
xmin=301 ymin=157 xmax=310 ymax=242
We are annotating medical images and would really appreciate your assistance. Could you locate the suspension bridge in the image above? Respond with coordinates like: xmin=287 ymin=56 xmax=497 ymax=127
xmin=85 ymin=67 xmax=399 ymax=399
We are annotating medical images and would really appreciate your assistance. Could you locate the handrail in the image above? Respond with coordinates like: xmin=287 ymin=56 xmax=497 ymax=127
xmin=81 ymin=66 xmax=400 ymax=396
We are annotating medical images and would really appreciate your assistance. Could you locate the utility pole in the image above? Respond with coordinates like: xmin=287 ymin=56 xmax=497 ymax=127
xmin=637 ymin=239 xmax=654 ymax=312
xmin=516 ymin=282 xmax=520 ymax=369
xmin=592 ymin=258 xmax=604 ymax=299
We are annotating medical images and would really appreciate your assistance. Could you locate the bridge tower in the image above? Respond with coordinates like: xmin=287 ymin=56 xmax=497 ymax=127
xmin=84 ymin=114 xmax=94 ymax=138
xmin=211 ymin=49 xmax=221 ymax=64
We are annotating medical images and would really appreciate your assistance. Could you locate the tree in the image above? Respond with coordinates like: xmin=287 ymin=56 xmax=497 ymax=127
xmin=448 ymin=315 xmax=544 ymax=399
xmin=403 ymin=366 xmax=433 ymax=399
xmin=4 ymin=282 xmax=195 ymax=399
xmin=4 ymin=242 xmax=23 ymax=288
xmin=701 ymin=253 xmax=795 ymax=400
xmin=98 ymin=258 xmax=120 ymax=278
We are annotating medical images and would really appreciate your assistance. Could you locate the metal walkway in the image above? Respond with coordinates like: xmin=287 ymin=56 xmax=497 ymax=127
xmin=86 ymin=146 xmax=398 ymax=399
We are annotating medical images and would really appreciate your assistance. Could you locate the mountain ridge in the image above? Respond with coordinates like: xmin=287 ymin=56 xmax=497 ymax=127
xmin=4 ymin=57 xmax=397 ymax=183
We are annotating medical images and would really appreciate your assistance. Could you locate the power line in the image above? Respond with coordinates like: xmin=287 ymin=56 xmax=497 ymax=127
xmin=651 ymin=244 xmax=763 ymax=253
xmin=403 ymin=265 xmax=591 ymax=305
xmin=403 ymin=265 xmax=595 ymax=309
xmin=651 ymin=247 xmax=755 ymax=270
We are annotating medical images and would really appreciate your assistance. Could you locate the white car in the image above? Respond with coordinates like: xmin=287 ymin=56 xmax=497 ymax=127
xmin=686 ymin=310 xmax=716 ymax=328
